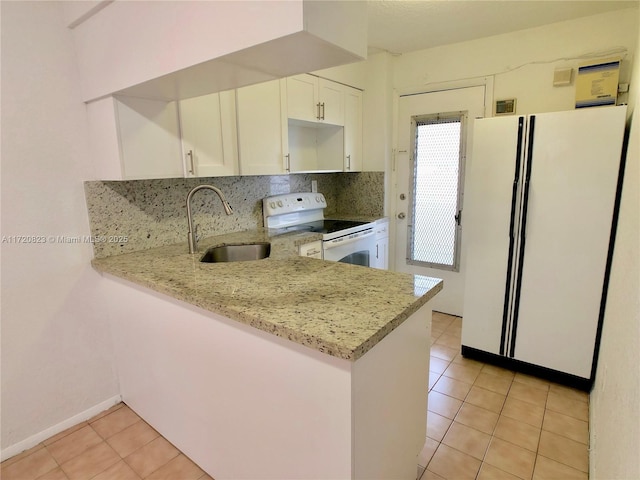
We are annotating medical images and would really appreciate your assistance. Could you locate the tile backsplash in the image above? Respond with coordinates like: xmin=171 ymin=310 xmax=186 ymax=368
xmin=85 ymin=172 xmax=384 ymax=258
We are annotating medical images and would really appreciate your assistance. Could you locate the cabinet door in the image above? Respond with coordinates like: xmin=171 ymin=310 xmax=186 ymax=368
xmin=180 ymin=91 xmax=239 ymax=177
xmin=286 ymin=74 xmax=319 ymax=123
xmin=318 ymin=78 xmax=344 ymax=125
xmin=344 ymin=86 xmax=362 ymax=171
xmin=374 ymin=237 xmax=389 ymax=270
xmin=115 ymin=97 xmax=184 ymax=180
xmin=237 ymin=80 xmax=289 ymax=175
xmin=286 ymin=75 xmax=345 ymax=126
xmin=299 ymin=241 xmax=323 ymax=259
xmin=374 ymin=219 xmax=389 ymax=269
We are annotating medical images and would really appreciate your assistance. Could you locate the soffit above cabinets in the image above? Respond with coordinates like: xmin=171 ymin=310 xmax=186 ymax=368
xmin=112 ymin=32 xmax=364 ymax=101
xmin=69 ymin=0 xmax=367 ymax=103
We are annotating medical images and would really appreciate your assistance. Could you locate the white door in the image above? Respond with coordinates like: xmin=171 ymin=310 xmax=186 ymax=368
xmin=394 ymin=86 xmax=486 ymax=316
xmin=461 ymin=115 xmax=525 ymax=355
xmin=513 ymin=106 xmax=626 ymax=378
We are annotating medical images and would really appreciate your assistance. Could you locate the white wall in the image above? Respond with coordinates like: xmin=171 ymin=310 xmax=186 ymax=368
xmin=590 ymin=11 xmax=640 ymax=479
xmin=362 ymin=52 xmax=394 ymax=174
xmin=392 ymin=8 xmax=638 ymax=115
xmin=384 ymin=8 xmax=638 ymax=315
xmin=0 ymin=1 xmax=119 ymax=456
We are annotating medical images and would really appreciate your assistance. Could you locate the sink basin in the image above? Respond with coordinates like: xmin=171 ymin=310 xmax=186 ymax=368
xmin=200 ymin=243 xmax=271 ymax=263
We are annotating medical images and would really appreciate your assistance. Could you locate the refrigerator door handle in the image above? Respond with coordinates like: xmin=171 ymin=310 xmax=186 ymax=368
xmin=500 ymin=116 xmax=526 ymax=356
xmin=509 ymin=114 xmax=536 ymax=357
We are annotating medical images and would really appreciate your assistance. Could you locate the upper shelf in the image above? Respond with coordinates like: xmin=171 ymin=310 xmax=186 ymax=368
xmin=69 ymin=0 xmax=367 ymax=102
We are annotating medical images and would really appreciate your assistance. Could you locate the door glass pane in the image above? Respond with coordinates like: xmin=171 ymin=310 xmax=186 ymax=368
xmin=410 ymin=113 xmax=464 ymax=270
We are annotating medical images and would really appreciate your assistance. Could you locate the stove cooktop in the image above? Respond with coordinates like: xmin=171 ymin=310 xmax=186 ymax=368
xmin=275 ymin=219 xmax=370 ymax=235
xmin=280 ymin=218 xmax=367 ymax=233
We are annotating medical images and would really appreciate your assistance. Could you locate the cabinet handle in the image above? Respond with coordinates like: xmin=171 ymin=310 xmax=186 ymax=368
xmin=320 ymin=102 xmax=325 ymax=120
xmin=376 ymin=244 xmax=379 ymax=259
xmin=186 ymin=150 xmax=195 ymax=175
xmin=316 ymin=102 xmax=321 ymax=121
xmin=284 ymin=153 xmax=290 ymax=173
xmin=346 ymin=154 xmax=351 ymax=170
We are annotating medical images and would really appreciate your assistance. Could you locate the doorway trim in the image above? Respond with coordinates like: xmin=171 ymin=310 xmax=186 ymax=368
xmin=389 ymin=76 xmax=494 ymax=271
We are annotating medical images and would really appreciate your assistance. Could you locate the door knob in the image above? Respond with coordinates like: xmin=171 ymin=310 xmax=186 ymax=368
xmin=397 ymin=212 xmax=406 ymax=219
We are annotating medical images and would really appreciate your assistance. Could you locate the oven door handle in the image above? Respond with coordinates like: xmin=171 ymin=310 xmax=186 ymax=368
xmin=323 ymin=229 xmax=375 ymax=250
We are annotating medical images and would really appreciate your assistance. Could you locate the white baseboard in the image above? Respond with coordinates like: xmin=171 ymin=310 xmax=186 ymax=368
xmin=1 ymin=395 xmax=122 ymax=462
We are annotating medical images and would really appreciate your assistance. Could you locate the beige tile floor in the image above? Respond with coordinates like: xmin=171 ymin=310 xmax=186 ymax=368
xmin=2 ymin=312 xmax=589 ymax=480
xmin=1 ymin=403 xmax=213 ymax=480
xmin=419 ymin=312 xmax=589 ymax=480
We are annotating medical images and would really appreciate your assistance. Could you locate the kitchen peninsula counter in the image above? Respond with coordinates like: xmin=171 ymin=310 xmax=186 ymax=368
xmin=92 ymin=228 xmax=442 ymax=480
xmin=92 ymin=228 xmax=442 ymax=361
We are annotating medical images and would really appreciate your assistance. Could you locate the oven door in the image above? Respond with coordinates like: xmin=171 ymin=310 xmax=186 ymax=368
xmin=323 ymin=229 xmax=376 ymax=267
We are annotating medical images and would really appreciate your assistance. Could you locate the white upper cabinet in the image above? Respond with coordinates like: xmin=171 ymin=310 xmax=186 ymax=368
xmin=343 ymin=86 xmax=363 ymax=172
xmin=180 ymin=91 xmax=239 ymax=177
xmin=237 ymin=80 xmax=289 ymax=176
xmin=87 ymin=92 xmax=239 ymax=180
xmin=286 ymin=74 xmax=344 ymax=126
xmin=87 ymin=96 xmax=183 ymax=181
xmin=87 ymin=70 xmax=364 ymax=180
xmin=283 ymin=74 xmax=363 ymax=173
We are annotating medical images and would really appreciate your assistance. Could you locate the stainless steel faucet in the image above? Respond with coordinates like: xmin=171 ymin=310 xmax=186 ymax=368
xmin=186 ymin=184 xmax=233 ymax=254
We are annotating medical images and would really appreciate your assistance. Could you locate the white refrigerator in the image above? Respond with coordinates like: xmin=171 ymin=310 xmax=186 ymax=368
xmin=461 ymin=105 xmax=627 ymax=390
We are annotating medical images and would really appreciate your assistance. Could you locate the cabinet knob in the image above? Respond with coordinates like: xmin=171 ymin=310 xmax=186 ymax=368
xmin=397 ymin=212 xmax=406 ymax=219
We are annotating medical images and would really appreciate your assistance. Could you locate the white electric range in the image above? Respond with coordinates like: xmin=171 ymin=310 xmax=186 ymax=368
xmin=263 ymin=192 xmax=376 ymax=267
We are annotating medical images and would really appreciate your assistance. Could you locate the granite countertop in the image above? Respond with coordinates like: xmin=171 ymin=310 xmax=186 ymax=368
xmin=92 ymin=228 xmax=442 ymax=361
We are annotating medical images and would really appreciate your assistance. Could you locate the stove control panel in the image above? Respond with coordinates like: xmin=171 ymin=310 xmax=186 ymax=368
xmin=263 ymin=192 xmax=327 ymax=230
xmin=263 ymin=192 xmax=327 ymax=217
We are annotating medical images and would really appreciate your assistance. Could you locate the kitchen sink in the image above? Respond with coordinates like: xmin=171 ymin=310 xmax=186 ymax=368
xmin=200 ymin=243 xmax=271 ymax=263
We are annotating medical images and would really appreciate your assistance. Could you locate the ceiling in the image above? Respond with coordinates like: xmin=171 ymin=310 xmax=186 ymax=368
xmin=367 ymin=0 xmax=638 ymax=55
